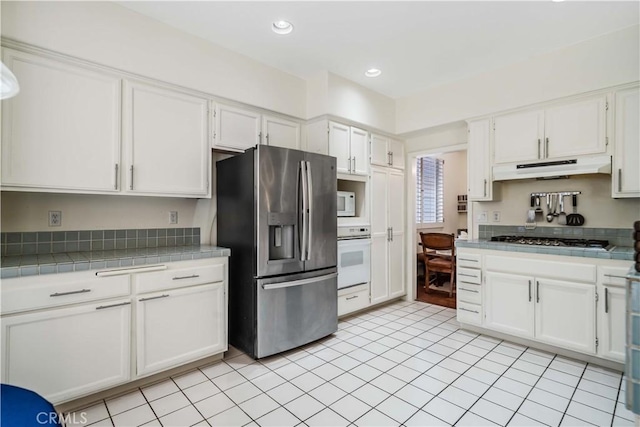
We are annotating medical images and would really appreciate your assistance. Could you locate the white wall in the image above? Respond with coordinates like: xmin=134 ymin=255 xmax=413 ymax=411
xmin=397 ymin=25 xmax=640 ymax=133
xmin=405 ymin=122 xmax=468 ymax=153
xmin=1 ymin=1 xmax=307 ymax=118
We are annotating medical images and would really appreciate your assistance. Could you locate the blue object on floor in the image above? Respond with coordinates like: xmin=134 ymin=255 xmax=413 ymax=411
xmin=1 ymin=384 xmax=61 ymax=426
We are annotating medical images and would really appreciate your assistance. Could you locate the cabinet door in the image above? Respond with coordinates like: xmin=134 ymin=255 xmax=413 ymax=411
xmin=124 ymin=82 xmax=209 ymax=197
xmin=534 ymin=278 xmax=596 ymax=354
xmin=305 ymin=120 xmax=329 ymax=155
xmin=467 ymin=119 xmax=492 ymax=201
xmin=613 ymin=87 xmax=640 ymax=197
xmin=263 ymin=115 xmax=300 ymax=150
xmin=389 ymin=139 xmax=405 ymax=170
xmin=1 ymin=300 xmax=131 ymax=404
xmin=493 ymin=110 xmax=544 ymax=164
xmin=350 ymin=126 xmax=369 ymax=175
xmin=136 ymin=283 xmax=226 ymax=377
xmin=389 ymin=233 xmax=405 ymax=299
xmin=545 ymin=96 xmax=607 ymax=159
xmin=328 ymin=121 xmax=351 ymax=174
xmin=1 ymin=49 xmax=121 ymax=193
xmin=370 ymin=134 xmax=389 ymax=166
xmin=214 ymin=104 xmax=261 ymax=152
xmin=484 ymin=272 xmax=535 ymax=338
xmin=599 ymin=285 xmax=626 ymax=362
xmin=370 ymin=167 xmax=389 ymax=304
xmin=388 ymin=170 xmax=405 ymax=299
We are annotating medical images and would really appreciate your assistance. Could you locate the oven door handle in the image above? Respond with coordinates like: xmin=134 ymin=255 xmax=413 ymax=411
xmin=262 ymin=273 xmax=338 ymax=290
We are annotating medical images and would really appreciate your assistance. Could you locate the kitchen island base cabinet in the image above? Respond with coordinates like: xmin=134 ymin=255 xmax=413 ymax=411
xmin=1 ymin=300 xmax=131 ymax=404
xmin=136 ymin=283 xmax=226 ymax=377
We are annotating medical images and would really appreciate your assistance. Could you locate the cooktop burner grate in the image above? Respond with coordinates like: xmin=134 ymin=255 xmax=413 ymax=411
xmin=490 ymin=235 xmax=609 ymax=249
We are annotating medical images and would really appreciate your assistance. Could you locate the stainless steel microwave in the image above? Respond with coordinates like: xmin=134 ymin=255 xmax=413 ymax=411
xmin=337 ymin=191 xmax=355 ymax=217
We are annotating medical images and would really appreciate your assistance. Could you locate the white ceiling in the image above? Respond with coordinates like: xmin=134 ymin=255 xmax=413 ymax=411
xmin=119 ymin=1 xmax=639 ymax=99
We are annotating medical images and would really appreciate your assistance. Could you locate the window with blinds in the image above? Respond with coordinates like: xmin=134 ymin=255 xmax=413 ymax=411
xmin=416 ymin=157 xmax=444 ymax=225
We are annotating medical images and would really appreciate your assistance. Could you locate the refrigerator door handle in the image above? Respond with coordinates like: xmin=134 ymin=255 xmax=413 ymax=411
xmin=300 ymin=160 xmax=309 ymax=261
xmin=306 ymin=161 xmax=313 ymax=260
xmin=262 ymin=273 xmax=338 ymax=290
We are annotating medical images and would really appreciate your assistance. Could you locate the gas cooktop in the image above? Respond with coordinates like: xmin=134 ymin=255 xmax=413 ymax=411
xmin=490 ymin=235 xmax=610 ymax=249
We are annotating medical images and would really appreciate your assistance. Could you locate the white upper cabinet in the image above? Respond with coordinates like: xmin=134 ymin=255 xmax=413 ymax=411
xmin=493 ymin=110 xmax=544 ymax=164
xmin=1 ymin=48 xmax=121 ymax=193
xmin=262 ymin=115 xmax=300 ymax=150
xmin=612 ymin=86 xmax=640 ymax=198
xmin=214 ymin=103 xmax=261 ymax=152
xmin=544 ymin=95 xmax=608 ymax=159
xmin=350 ymin=126 xmax=369 ymax=175
xmin=329 ymin=121 xmax=351 ymax=174
xmin=123 ymin=81 xmax=210 ymax=198
xmin=492 ymin=94 xmax=609 ymax=165
xmin=467 ymin=119 xmax=495 ymax=201
xmin=370 ymin=134 xmax=405 ymax=169
xmin=305 ymin=120 xmax=330 ymax=155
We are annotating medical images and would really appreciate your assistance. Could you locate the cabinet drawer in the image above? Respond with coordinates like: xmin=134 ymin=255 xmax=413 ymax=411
xmin=457 ymin=301 xmax=482 ymax=325
xmin=136 ymin=263 xmax=224 ymax=294
xmin=457 ymin=282 xmax=481 ymax=304
xmin=599 ymin=265 xmax=632 ymax=287
xmin=338 ymin=288 xmax=369 ymax=316
xmin=457 ymin=253 xmax=482 ymax=269
xmin=1 ymin=272 xmax=130 ymax=315
xmin=458 ymin=267 xmax=481 ymax=285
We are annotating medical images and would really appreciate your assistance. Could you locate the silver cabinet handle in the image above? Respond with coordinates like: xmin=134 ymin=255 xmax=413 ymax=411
xmin=139 ymin=294 xmax=170 ymax=302
xmin=528 ymin=280 xmax=532 ymax=302
xmin=459 ymin=307 xmax=479 ymax=314
xmin=483 ymin=179 xmax=487 ymax=197
xmin=96 ymin=301 xmax=131 ymax=310
xmin=266 ymin=134 xmax=269 ymax=145
xmin=346 ymin=295 xmax=359 ymax=300
xmin=50 ymin=289 xmax=91 ymax=297
xmin=459 ymin=258 xmax=478 ymax=263
xmin=537 ymin=139 xmax=541 ymax=159
xmin=460 ymin=288 xmax=479 ymax=293
xmin=388 ymin=151 xmax=392 ymax=166
xmin=390 ymin=151 xmax=394 ymax=166
xmin=604 ymin=274 xmax=627 ymax=279
xmin=129 ymin=165 xmax=134 ymax=190
xmin=114 ymin=164 xmax=119 ymax=190
xmin=347 ymin=157 xmax=352 ymax=173
xmin=536 ymin=281 xmax=540 ymax=303
xmin=173 ymin=274 xmax=199 ymax=280
xmin=618 ymin=169 xmax=622 ymax=192
xmin=352 ymin=157 xmax=356 ymax=173
xmin=390 ymin=227 xmax=393 ymax=242
xmin=605 ymin=288 xmax=609 ymax=314
xmin=545 ymin=137 xmax=549 ymax=158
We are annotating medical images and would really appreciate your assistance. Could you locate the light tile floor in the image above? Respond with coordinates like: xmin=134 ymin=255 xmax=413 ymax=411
xmin=66 ymin=300 xmax=636 ymax=426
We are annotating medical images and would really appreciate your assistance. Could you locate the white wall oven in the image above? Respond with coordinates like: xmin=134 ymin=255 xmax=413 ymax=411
xmin=337 ymin=226 xmax=371 ymax=290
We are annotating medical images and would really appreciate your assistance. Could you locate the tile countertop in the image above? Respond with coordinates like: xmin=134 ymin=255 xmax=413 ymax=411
xmin=455 ymin=239 xmax=634 ymax=261
xmin=0 ymin=245 xmax=231 ymax=279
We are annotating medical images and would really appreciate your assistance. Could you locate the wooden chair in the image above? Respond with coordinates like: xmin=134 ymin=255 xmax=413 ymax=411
xmin=419 ymin=232 xmax=456 ymax=297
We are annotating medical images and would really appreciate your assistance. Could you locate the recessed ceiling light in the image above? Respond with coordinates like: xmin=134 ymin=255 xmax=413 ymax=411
xmin=365 ymin=68 xmax=382 ymax=78
xmin=272 ymin=20 xmax=293 ymax=35
xmin=551 ymin=0 xmax=565 ymax=2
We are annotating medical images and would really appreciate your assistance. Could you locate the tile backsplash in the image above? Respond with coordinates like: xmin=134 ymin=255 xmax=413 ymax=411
xmin=478 ymin=225 xmax=634 ymax=247
xmin=1 ymin=228 xmax=201 ymax=257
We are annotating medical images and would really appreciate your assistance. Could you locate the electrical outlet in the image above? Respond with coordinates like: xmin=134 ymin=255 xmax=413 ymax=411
xmin=477 ymin=211 xmax=488 ymax=223
xmin=492 ymin=211 xmax=501 ymax=222
xmin=49 ymin=211 xmax=62 ymax=227
xmin=169 ymin=211 xmax=178 ymax=224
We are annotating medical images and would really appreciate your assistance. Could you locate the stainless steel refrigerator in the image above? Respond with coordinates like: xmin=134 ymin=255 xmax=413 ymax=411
xmin=217 ymin=145 xmax=338 ymax=359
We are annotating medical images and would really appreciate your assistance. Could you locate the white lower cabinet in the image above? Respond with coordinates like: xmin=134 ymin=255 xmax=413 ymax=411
xmin=598 ymin=265 xmax=630 ymax=362
xmin=136 ymin=282 xmax=226 ymax=377
xmin=1 ymin=299 xmax=131 ymax=404
xmin=337 ymin=284 xmax=370 ymax=317
xmin=485 ymin=272 xmax=535 ymax=338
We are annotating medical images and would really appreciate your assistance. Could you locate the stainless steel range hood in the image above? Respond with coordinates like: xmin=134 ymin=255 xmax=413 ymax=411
xmin=493 ymin=155 xmax=612 ymax=181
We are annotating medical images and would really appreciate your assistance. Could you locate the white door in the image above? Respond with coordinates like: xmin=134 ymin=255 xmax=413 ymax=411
xmin=389 ymin=139 xmax=405 ymax=170
xmin=613 ymin=86 xmax=640 ymax=197
xmin=1 ymin=49 xmax=121 ymax=193
xmin=370 ymin=134 xmax=389 ymax=166
xmin=214 ymin=104 xmax=261 ymax=151
xmin=388 ymin=170 xmax=405 ymax=298
xmin=534 ymin=278 xmax=596 ymax=354
xmin=484 ymin=272 xmax=535 ymax=338
xmin=124 ymin=81 xmax=209 ymax=197
xmin=370 ymin=167 xmax=389 ymax=304
xmin=136 ymin=283 xmax=226 ymax=377
xmin=493 ymin=110 xmax=544 ymax=164
xmin=262 ymin=115 xmax=300 ymax=150
xmin=544 ymin=95 xmax=608 ymax=159
xmin=600 ymin=285 xmax=626 ymax=362
xmin=350 ymin=126 xmax=369 ymax=175
xmin=467 ymin=119 xmax=492 ymax=201
xmin=329 ymin=121 xmax=351 ymax=174
xmin=1 ymin=300 xmax=131 ymax=404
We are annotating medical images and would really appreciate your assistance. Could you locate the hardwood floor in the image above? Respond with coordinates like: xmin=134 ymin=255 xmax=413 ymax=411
xmin=415 ymin=275 xmax=457 ymax=309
